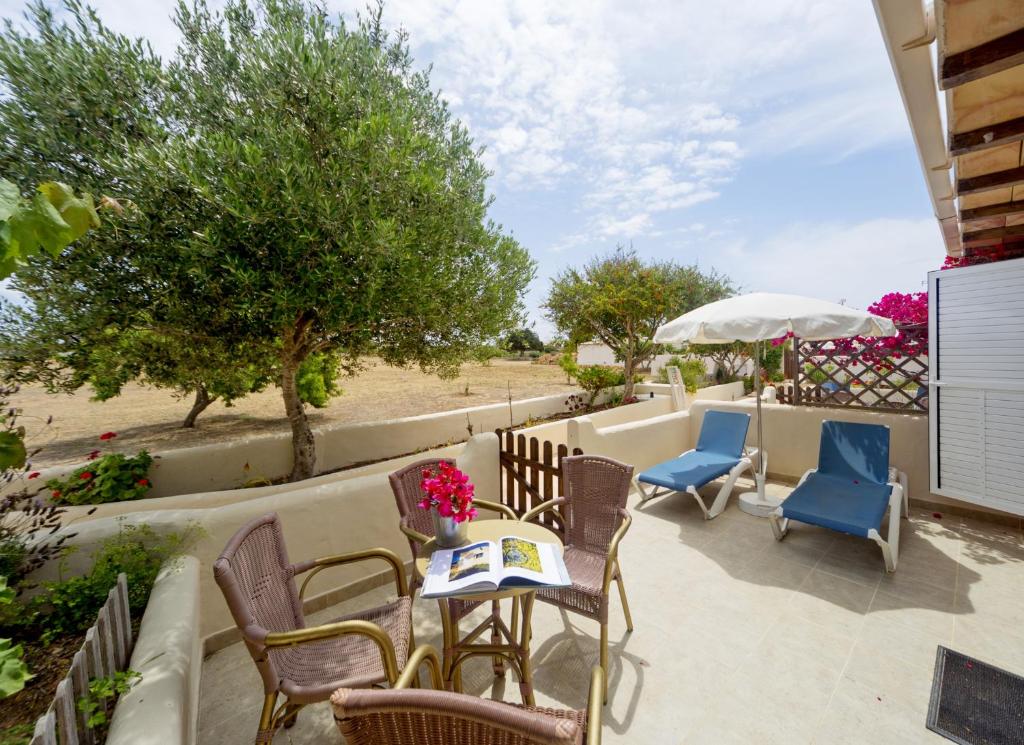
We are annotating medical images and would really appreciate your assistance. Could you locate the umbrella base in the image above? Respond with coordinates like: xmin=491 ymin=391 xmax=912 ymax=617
xmin=738 ymin=490 xmax=783 ymax=518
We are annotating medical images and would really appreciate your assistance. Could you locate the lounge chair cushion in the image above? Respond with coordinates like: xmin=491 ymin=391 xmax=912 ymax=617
xmin=637 ymin=451 xmax=740 ymax=492
xmin=695 ymin=410 xmax=750 ymax=458
xmin=780 ymin=472 xmax=892 ymax=538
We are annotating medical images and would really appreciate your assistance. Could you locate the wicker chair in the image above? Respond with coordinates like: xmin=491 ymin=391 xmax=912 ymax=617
xmin=333 ymin=644 xmax=604 ymax=745
xmin=213 ymin=513 xmax=413 ymax=744
xmin=522 ymin=455 xmax=634 ymax=701
xmin=389 ymin=458 xmax=518 ymax=683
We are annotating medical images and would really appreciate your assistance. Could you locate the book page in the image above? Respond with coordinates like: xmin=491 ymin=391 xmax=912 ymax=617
xmin=497 ymin=537 xmax=570 ymax=587
xmin=421 ymin=541 xmax=500 ymax=597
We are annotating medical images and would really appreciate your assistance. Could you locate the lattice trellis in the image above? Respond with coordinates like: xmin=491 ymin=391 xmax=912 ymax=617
xmin=781 ymin=324 xmax=928 ymax=413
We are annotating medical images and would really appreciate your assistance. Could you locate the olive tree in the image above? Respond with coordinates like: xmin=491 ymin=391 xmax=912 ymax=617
xmin=130 ymin=0 xmax=534 ymax=479
xmin=545 ymin=247 xmax=732 ymax=399
xmin=0 ymin=0 xmax=277 ymax=426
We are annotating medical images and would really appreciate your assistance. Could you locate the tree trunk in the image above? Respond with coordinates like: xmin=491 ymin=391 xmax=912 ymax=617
xmin=622 ymin=350 xmax=635 ymax=400
xmin=281 ymin=351 xmax=316 ymax=482
xmin=182 ymin=385 xmax=218 ymax=428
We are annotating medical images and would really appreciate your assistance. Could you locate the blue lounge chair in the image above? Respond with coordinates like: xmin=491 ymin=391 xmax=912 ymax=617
xmin=635 ymin=410 xmax=756 ymax=520
xmin=769 ymin=420 xmax=908 ymax=571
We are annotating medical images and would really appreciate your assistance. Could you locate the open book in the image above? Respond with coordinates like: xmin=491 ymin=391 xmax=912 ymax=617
xmin=420 ymin=536 xmax=571 ymax=598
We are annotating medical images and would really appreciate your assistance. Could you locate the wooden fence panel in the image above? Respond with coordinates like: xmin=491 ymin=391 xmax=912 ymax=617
xmin=32 ymin=573 xmax=133 ymax=745
xmin=30 ymin=710 xmax=55 ymax=745
xmin=496 ymin=430 xmax=582 ymax=533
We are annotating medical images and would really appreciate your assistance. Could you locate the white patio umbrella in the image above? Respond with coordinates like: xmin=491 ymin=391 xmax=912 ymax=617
xmin=654 ymin=292 xmax=897 ymax=517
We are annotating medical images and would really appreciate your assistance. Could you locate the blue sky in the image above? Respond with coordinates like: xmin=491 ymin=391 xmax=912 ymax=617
xmin=1 ymin=0 xmax=945 ymax=340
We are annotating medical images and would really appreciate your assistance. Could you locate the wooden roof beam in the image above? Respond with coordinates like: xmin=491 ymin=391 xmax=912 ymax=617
xmin=956 ymin=165 xmax=1024 ymax=196
xmin=950 ymin=115 xmax=1024 ymax=156
xmin=940 ymin=27 xmax=1024 ymax=90
xmin=960 ymin=199 xmax=1024 ymax=222
xmin=961 ymin=223 xmax=1024 ymax=246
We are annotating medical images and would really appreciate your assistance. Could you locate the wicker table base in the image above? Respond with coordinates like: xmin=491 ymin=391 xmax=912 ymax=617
xmin=416 ymin=520 xmax=563 ymax=707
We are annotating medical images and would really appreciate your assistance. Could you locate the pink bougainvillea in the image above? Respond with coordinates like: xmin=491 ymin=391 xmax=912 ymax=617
xmin=418 ymin=461 xmax=477 ymax=523
xmin=826 ymin=291 xmax=928 ymax=365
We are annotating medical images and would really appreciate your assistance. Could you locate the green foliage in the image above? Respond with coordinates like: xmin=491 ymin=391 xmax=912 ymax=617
xmin=0 ymin=1 xmax=264 ymax=428
xmin=545 ymin=246 xmax=732 ymax=399
xmin=803 ymin=363 xmax=829 ymax=385
xmin=503 ymin=328 xmax=544 ymax=355
xmin=78 ymin=669 xmax=141 ymax=733
xmin=0 ymin=179 xmax=100 ymax=278
xmin=35 ymin=522 xmax=199 ymax=642
xmin=575 ymin=365 xmax=626 ymax=406
xmin=470 ymin=344 xmax=503 ymax=365
xmin=0 ymin=431 xmax=26 ymax=472
xmin=557 ymin=353 xmax=578 ymax=384
xmin=45 ymin=451 xmax=152 ymax=506
xmin=2 ymin=0 xmax=534 ymax=472
xmin=296 ymin=352 xmax=342 ymax=408
xmin=688 ymin=341 xmax=751 ymax=383
xmin=0 ymin=578 xmax=30 ymax=699
xmin=0 ymin=723 xmax=34 ymax=744
xmin=656 ymin=357 xmax=706 ymax=393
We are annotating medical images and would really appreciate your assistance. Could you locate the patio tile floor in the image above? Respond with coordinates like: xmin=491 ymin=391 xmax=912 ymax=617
xmin=199 ymin=476 xmax=1024 ymax=744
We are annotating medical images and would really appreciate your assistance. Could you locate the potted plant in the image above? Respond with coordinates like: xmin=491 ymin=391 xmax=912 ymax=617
xmin=418 ymin=462 xmax=477 ymax=547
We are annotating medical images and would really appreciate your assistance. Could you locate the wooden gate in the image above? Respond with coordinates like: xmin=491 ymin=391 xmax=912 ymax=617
xmin=495 ymin=430 xmax=582 ymax=533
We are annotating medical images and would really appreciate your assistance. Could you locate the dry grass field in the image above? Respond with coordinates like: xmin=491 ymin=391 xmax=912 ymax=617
xmin=13 ymin=358 xmax=575 ymax=467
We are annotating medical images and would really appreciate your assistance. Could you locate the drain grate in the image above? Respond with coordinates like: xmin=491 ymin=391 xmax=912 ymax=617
xmin=927 ymin=646 xmax=1024 ymax=745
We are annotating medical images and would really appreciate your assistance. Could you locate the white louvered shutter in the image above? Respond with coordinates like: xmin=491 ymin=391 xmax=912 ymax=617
xmin=929 ymin=257 xmax=1024 ymax=515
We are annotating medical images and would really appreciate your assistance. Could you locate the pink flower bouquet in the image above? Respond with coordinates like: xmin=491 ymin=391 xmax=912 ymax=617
xmin=418 ymin=461 xmax=478 ymax=524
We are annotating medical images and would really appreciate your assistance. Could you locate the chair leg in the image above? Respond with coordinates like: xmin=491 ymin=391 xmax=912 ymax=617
xmin=255 ymin=693 xmax=277 ymax=744
xmin=281 ymin=703 xmax=301 ymax=729
xmin=599 ymin=620 xmax=609 ymax=704
xmin=615 ymin=572 xmax=634 ymax=632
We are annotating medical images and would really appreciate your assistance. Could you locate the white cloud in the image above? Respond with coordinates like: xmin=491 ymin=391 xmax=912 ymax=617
xmin=723 ymin=218 xmax=941 ymax=309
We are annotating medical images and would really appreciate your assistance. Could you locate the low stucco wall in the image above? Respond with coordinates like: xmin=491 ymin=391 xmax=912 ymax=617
xmin=13 ymin=391 xmax=579 ymax=499
xmin=107 ymin=555 xmax=201 ymax=745
xmin=568 ymin=410 xmax=693 ymax=474
xmin=28 ymin=434 xmax=501 ymax=642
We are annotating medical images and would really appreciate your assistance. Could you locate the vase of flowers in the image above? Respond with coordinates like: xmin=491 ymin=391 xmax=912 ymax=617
xmin=418 ymin=461 xmax=477 ymax=548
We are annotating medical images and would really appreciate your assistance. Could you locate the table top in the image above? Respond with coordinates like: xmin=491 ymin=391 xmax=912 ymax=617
xmin=415 ymin=519 xmax=563 ymax=602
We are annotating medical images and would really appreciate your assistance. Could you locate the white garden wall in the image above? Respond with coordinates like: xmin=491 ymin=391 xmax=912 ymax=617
xmin=12 ymin=391 xmax=583 ymax=500
xmin=28 ymin=434 xmax=501 ymax=643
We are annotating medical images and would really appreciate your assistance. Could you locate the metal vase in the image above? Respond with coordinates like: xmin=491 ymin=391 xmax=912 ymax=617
xmin=431 ymin=508 xmax=469 ymax=548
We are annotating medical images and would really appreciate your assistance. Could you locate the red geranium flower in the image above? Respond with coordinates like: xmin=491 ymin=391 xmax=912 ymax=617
xmin=99 ymin=432 xmax=117 ymax=441
xmin=80 ymin=472 xmax=93 ymax=480
xmin=87 ymin=450 xmax=101 ymax=460
xmin=136 ymin=478 xmax=149 ymax=487
xmin=51 ymin=490 xmax=61 ymax=499
xmin=27 ymin=472 xmax=40 ymax=480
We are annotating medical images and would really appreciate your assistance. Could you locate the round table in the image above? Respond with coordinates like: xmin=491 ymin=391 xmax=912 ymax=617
xmin=415 ymin=519 xmax=563 ymax=705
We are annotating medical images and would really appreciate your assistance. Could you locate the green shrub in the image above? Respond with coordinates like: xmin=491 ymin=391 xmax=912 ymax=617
xmin=576 ymin=365 xmax=626 ymax=405
xmin=557 ymin=353 xmax=578 ymax=383
xmin=78 ymin=669 xmax=141 ymax=736
xmin=296 ymin=352 xmax=342 ymax=408
xmin=0 ymin=577 xmax=29 ymax=699
xmin=46 ymin=451 xmax=153 ymax=506
xmin=656 ymin=357 xmax=706 ymax=392
xmin=34 ymin=522 xmax=200 ymax=642
xmin=802 ymin=363 xmax=830 ymax=385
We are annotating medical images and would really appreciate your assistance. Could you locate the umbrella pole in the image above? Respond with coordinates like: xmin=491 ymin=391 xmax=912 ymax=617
xmin=738 ymin=340 xmax=780 ymax=517
xmin=755 ymin=340 xmax=764 ymax=491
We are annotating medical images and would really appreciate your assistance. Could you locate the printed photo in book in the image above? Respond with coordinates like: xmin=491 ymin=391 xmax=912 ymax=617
xmin=421 ymin=536 xmax=570 ymax=598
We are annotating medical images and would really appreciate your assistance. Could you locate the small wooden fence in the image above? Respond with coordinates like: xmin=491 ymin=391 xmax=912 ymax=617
xmin=780 ymin=324 xmax=928 ymax=413
xmin=495 ymin=430 xmax=581 ymax=533
xmin=31 ymin=574 xmax=133 ymax=745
